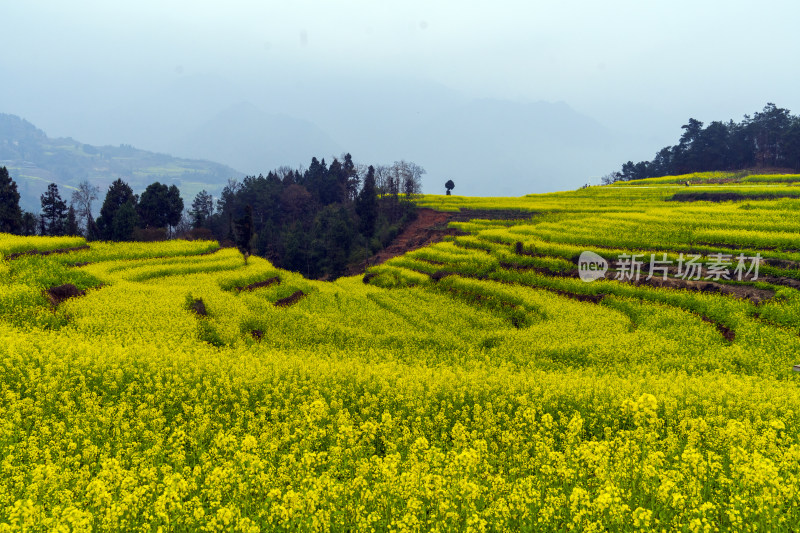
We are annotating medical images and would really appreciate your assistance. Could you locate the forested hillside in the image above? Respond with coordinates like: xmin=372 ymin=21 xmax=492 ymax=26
xmin=609 ymin=103 xmax=800 ymax=182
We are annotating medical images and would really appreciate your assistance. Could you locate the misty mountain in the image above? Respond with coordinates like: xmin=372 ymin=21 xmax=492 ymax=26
xmin=255 ymin=75 xmax=469 ymax=163
xmin=12 ymin=70 xmax=628 ymax=196
xmin=401 ymin=99 xmax=622 ymax=196
xmin=0 ymin=113 xmax=242 ymax=212
xmin=69 ymin=73 xmax=250 ymax=151
xmin=1 ymin=71 xmax=630 ymax=204
xmin=167 ymin=102 xmax=344 ymax=175
xmin=244 ymin=79 xmax=621 ymax=194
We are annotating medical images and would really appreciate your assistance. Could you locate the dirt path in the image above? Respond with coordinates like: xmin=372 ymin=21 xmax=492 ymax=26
xmin=347 ymin=208 xmax=535 ymax=276
xmin=347 ymin=209 xmax=460 ymax=275
xmin=5 ymin=245 xmax=90 ymax=261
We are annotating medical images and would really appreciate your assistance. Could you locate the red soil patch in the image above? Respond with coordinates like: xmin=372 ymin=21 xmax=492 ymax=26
xmin=548 ymin=289 xmax=606 ymax=304
xmin=430 ymin=270 xmax=458 ymax=282
xmin=46 ymin=284 xmax=86 ymax=306
xmin=701 ymin=316 xmax=736 ymax=342
xmin=348 ymin=208 xmax=532 ymax=277
xmin=236 ymin=276 xmax=280 ymax=292
xmin=275 ymin=290 xmax=305 ymax=307
xmin=189 ymin=298 xmax=208 ymax=316
xmin=368 ymin=209 xmax=458 ymax=267
xmin=638 ymin=276 xmax=773 ymax=304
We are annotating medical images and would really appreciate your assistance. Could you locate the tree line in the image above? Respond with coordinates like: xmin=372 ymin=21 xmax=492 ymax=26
xmin=0 ymin=168 xmax=184 ymax=241
xmin=0 ymin=154 xmax=424 ymax=279
xmin=192 ymin=156 xmax=424 ymax=278
xmin=605 ymin=103 xmax=800 ymax=183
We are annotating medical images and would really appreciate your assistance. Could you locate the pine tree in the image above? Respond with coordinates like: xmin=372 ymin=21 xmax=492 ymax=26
xmin=65 ymin=205 xmax=81 ymax=236
xmin=343 ymin=153 xmax=360 ymax=201
xmin=20 ymin=212 xmax=37 ymax=236
xmin=0 ymin=167 xmax=22 ymax=233
xmin=190 ymin=190 xmax=214 ymax=228
xmin=40 ymin=183 xmax=67 ymax=236
xmin=356 ymin=165 xmax=378 ymax=238
xmin=234 ymin=204 xmax=254 ymax=265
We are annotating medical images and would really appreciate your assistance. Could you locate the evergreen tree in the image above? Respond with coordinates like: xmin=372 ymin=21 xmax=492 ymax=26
xmin=302 ymin=157 xmax=328 ymax=204
xmin=40 ymin=183 xmax=67 ymax=236
xmin=356 ymin=165 xmax=378 ymax=238
xmin=215 ymin=179 xmax=241 ymax=240
xmin=190 ymin=190 xmax=214 ymax=228
xmin=234 ymin=204 xmax=254 ymax=264
xmin=343 ymin=153 xmax=360 ymax=201
xmin=611 ymin=103 xmax=800 ymax=181
xmin=312 ymin=205 xmax=353 ymax=279
xmin=166 ymin=185 xmax=184 ymax=231
xmin=65 ymin=205 xmax=80 ymax=236
xmin=200 ymin=154 xmax=420 ymax=278
xmin=98 ymin=179 xmax=137 ymax=240
xmin=282 ymin=222 xmax=310 ymax=276
xmin=322 ymin=158 xmax=347 ymax=206
xmin=111 ymin=200 xmax=139 ymax=241
xmin=138 ymin=182 xmax=171 ymax=228
xmin=226 ymin=212 xmax=235 ymax=243
xmin=0 ymin=167 xmax=22 ymax=233
xmin=20 ymin=212 xmax=37 ymax=236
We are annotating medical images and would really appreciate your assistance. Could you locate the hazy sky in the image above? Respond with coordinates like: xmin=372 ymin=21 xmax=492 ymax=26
xmin=6 ymin=1 xmax=798 ymax=106
xmin=3 ymin=0 xmax=800 ymax=193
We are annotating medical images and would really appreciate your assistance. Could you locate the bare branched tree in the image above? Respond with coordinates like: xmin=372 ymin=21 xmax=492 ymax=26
xmin=392 ymin=160 xmax=425 ymax=197
xmin=71 ymin=180 xmax=100 ymax=238
xmin=373 ymin=164 xmax=392 ymax=195
xmin=601 ymin=172 xmax=621 ymax=185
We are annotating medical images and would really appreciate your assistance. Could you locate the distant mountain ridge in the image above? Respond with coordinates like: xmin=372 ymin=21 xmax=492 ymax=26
xmin=0 ymin=113 xmax=243 ymax=211
xmin=1 ymin=87 xmax=629 ymax=207
xmin=404 ymin=99 xmax=620 ymax=196
xmin=168 ymin=102 xmax=344 ymax=175
xmin=51 ymin=73 xmax=627 ymax=196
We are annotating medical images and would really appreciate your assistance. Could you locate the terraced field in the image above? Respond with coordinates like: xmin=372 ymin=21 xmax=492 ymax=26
xmin=2 ymin=172 xmax=800 ymax=531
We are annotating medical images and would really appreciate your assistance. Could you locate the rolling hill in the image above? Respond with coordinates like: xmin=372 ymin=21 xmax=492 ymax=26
xmin=1 ymin=173 xmax=799 ymax=529
xmin=0 ymin=113 xmax=243 ymax=211
xmin=168 ymin=102 xmax=344 ymax=176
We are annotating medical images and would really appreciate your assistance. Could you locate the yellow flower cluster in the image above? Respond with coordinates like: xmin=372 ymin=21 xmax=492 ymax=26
xmin=0 ymin=234 xmax=86 ymax=258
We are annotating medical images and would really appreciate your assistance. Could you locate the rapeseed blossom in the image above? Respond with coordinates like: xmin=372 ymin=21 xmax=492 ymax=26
xmin=1 ymin=176 xmax=800 ymax=530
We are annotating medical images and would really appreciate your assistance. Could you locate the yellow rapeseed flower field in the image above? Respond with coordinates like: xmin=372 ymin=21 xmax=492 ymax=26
xmin=1 ymin=173 xmax=800 ymax=531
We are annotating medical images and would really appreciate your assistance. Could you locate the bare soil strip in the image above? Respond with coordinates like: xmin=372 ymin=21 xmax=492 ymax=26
xmin=358 ymin=209 xmax=461 ymax=272
xmin=275 ymin=290 xmax=305 ymax=307
xmin=670 ymin=191 xmax=800 ymax=202
xmin=6 ymin=245 xmax=90 ymax=261
xmin=349 ymin=208 xmax=534 ymax=276
xmin=701 ymin=315 xmax=736 ymax=342
xmin=236 ymin=276 xmax=280 ymax=292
